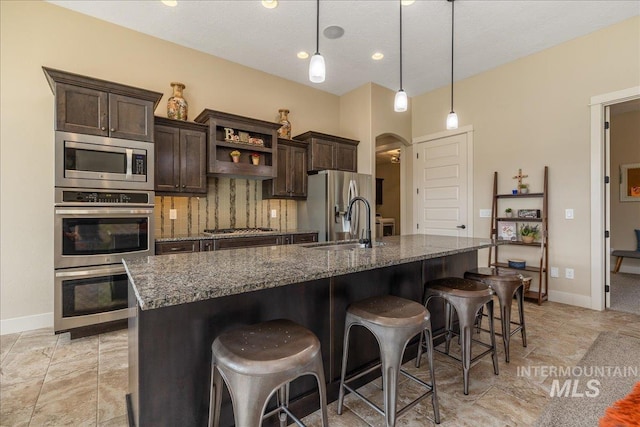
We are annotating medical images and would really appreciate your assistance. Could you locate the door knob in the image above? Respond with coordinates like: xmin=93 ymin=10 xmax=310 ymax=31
xmin=456 ymin=225 xmax=466 ymax=229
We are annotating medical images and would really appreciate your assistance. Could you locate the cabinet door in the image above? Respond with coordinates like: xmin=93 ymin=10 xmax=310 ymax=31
xmin=214 ymin=235 xmax=281 ymax=250
xmin=289 ymin=145 xmax=308 ymax=197
xmin=108 ymin=94 xmax=154 ymax=142
xmin=55 ymin=83 xmax=108 ymax=136
xmin=291 ymin=233 xmax=317 ymax=244
xmin=309 ymin=139 xmax=335 ymax=171
xmin=180 ymin=129 xmax=207 ymax=194
xmin=336 ymin=143 xmax=357 ymax=172
xmin=272 ymin=145 xmax=290 ymax=197
xmin=154 ymin=125 xmax=180 ymax=193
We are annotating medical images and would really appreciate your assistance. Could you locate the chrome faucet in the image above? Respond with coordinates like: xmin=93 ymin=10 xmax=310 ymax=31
xmin=346 ymin=196 xmax=372 ymax=248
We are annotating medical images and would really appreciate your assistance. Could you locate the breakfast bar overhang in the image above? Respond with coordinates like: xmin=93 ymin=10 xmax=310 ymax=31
xmin=124 ymin=235 xmax=502 ymax=426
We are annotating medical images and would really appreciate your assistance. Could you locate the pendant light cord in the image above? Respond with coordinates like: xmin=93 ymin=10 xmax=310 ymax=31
xmin=399 ymin=0 xmax=403 ymax=91
xmin=316 ymin=0 xmax=320 ymax=54
xmin=450 ymin=0 xmax=455 ymax=113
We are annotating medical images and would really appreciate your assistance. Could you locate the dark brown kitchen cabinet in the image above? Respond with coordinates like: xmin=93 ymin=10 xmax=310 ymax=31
xmin=200 ymin=240 xmax=215 ymax=251
xmin=294 ymin=131 xmax=359 ymax=172
xmin=263 ymin=138 xmax=308 ymax=199
xmin=291 ymin=233 xmax=317 ymax=244
xmin=154 ymin=118 xmax=207 ymax=195
xmin=194 ymin=109 xmax=280 ymax=179
xmin=214 ymin=235 xmax=282 ymax=250
xmin=155 ymin=240 xmax=200 ymax=255
xmin=42 ymin=67 xmax=162 ymax=142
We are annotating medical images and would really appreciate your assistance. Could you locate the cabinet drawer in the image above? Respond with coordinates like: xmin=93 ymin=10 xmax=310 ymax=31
xmin=291 ymin=233 xmax=318 ymax=244
xmin=214 ymin=235 xmax=282 ymax=250
xmin=155 ymin=241 xmax=200 ymax=255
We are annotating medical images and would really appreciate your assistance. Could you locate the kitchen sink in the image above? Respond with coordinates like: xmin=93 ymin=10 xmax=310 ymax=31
xmin=303 ymin=241 xmax=386 ymax=251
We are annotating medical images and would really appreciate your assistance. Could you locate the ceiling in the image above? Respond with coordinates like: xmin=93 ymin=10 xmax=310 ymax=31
xmin=48 ymin=0 xmax=639 ymax=97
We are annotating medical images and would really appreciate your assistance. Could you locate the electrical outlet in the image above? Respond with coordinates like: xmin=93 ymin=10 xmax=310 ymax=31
xmin=565 ymin=209 xmax=574 ymax=219
xmin=550 ymin=267 xmax=559 ymax=278
xmin=479 ymin=209 xmax=492 ymax=218
xmin=565 ymin=268 xmax=574 ymax=279
xmin=271 ymin=209 xmax=277 ymax=218
xmin=169 ymin=209 xmax=177 ymax=220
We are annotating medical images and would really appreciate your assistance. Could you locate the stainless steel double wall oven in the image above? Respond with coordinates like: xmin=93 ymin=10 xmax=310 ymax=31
xmin=54 ymin=131 xmax=155 ymax=334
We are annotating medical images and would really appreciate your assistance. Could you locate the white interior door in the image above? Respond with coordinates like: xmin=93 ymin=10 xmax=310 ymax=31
xmin=413 ymin=132 xmax=472 ymax=236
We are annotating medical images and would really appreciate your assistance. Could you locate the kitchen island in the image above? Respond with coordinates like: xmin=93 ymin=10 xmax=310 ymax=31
xmin=124 ymin=235 xmax=501 ymax=426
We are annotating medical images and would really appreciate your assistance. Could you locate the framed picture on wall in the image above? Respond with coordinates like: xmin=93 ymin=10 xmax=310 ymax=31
xmin=620 ymin=163 xmax=640 ymax=202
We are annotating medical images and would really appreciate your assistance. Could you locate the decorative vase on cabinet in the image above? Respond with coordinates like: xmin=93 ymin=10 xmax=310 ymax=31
xmin=167 ymin=82 xmax=188 ymax=121
xmin=277 ymin=108 xmax=291 ymax=139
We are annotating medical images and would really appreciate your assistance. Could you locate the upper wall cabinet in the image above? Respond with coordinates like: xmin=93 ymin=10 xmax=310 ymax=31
xmin=194 ymin=109 xmax=280 ymax=180
xmin=43 ymin=67 xmax=162 ymax=142
xmin=154 ymin=117 xmax=207 ymax=195
xmin=263 ymin=138 xmax=308 ymax=199
xmin=294 ymin=131 xmax=358 ymax=173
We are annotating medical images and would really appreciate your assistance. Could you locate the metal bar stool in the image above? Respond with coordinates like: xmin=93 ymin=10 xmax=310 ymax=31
xmin=419 ymin=277 xmax=499 ymax=395
xmin=209 ymin=319 xmax=328 ymax=427
xmin=337 ymin=295 xmax=440 ymax=427
xmin=464 ymin=267 xmax=528 ymax=363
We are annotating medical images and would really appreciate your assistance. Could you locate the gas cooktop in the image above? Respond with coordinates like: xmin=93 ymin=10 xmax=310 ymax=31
xmin=203 ymin=227 xmax=275 ymax=235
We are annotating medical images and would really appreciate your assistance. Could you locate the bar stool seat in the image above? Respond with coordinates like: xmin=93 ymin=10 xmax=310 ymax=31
xmin=338 ymin=295 xmax=440 ymax=427
xmin=420 ymin=277 xmax=499 ymax=395
xmin=464 ymin=267 xmax=527 ymax=362
xmin=209 ymin=319 xmax=328 ymax=427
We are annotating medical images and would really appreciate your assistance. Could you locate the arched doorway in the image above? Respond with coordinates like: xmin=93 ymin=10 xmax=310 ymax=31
xmin=375 ymin=133 xmax=410 ymax=236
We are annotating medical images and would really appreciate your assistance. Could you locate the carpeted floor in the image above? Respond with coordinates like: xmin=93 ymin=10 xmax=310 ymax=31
xmin=535 ymin=332 xmax=640 ymax=427
xmin=610 ymin=272 xmax=640 ymax=315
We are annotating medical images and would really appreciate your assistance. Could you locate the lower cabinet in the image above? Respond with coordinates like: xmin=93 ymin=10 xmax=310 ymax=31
xmin=215 ymin=235 xmax=282 ymax=250
xmin=156 ymin=233 xmax=318 ymax=254
xmin=155 ymin=240 xmax=200 ymax=255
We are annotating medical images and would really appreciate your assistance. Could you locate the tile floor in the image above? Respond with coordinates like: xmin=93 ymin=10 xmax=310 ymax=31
xmin=2 ymin=301 xmax=639 ymax=426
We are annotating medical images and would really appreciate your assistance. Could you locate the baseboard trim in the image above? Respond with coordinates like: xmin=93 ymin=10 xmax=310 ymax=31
xmin=548 ymin=290 xmax=593 ymax=309
xmin=0 ymin=312 xmax=53 ymax=335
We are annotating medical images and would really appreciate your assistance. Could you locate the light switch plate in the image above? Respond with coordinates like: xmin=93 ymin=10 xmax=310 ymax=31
xmin=565 ymin=209 xmax=574 ymax=219
xmin=479 ymin=209 xmax=492 ymax=218
xmin=169 ymin=209 xmax=177 ymax=220
xmin=550 ymin=267 xmax=559 ymax=278
xmin=271 ymin=209 xmax=277 ymax=218
xmin=565 ymin=268 xmax=574 ymax=279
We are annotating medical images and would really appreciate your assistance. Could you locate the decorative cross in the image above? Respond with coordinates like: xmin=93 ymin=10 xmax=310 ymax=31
xmin=513 ymin=168 xmax=528 ymax=188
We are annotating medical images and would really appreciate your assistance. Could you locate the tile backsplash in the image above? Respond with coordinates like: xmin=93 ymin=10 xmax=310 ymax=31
xmin=154 ymin=177 xmax=297 ymax=236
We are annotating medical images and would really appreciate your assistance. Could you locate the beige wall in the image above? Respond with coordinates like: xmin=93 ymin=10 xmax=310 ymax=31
xmin=0 ymin=1 xmax=341 ymax=327
xmin=412 ymin=16 xmax=640 ymax=303
xmin=610 ymin=109 xmax=640 ymax=273
xmin=339 ymin=83 xmax=374 ymax=175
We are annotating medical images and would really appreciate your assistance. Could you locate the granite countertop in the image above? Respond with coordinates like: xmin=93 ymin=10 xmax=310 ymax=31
xmin=155 ymin=229 xmax=318 ymax=242
xmin=125 ymin=234 xmax=501 ymax=311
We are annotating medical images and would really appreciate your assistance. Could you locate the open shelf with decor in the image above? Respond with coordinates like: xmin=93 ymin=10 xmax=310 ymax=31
xmin=194 ymin=109 xmax=281 ymax=179
xmin=489 ymin=166 xmax=549 ymax=304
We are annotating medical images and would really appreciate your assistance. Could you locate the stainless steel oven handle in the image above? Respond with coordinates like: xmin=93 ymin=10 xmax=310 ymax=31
xmin=55 ymin=208 xmax=154 ymax=215
xmin=55 ymin=265 xmax=125 ymax=278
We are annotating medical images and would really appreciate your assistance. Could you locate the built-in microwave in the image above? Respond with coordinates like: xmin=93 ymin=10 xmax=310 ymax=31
xmin=55 ymin=131 xmax=154 ymax=190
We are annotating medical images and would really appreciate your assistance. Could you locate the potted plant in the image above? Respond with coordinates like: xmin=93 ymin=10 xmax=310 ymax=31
xmin=250 ymin=152 xmax=260 ymax=165
xmin=230 ymin=150 xmax=241 ymax=163
xmin=520 ymin=224 xmax=539 ymax=243
xmin=518 ymin=183 xmax=530 ymax=194
xmin=505 ymin=208 xmax=513 ymax=218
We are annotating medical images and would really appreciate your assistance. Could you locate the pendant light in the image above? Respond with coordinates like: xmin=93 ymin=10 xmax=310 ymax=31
xmin=309 ymin=0 xmax=326 ymax=83
xmin=394 ymin=0 xmax=407 ymax=112
xmin=446 ymin=0 xmax=458 ymax=129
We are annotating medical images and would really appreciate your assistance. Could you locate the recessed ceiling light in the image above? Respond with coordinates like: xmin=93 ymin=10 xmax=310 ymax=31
xmin=401 ymin=0 xmax=415 ymax=5
xmin=372 ymin=52 xmax=384 ymax=60
xmin=161 ymin=0 xmax=177 ymax=6
xmin=297 ymin=51 xmax=309 ymax=59
xmin=323 ymin=26 xmax=344 ymax=40
xmin=262 ymin=0 xmax=278 ymax=9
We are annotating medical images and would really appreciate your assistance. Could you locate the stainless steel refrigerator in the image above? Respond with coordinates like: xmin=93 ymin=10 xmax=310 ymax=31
xmin=298 ymin=170 xmax=373 ymax=242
